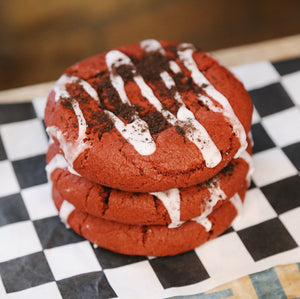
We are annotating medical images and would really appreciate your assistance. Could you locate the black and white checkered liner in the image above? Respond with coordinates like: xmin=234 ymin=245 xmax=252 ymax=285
xmin=0 ymin=57 xmax=299 ymax=298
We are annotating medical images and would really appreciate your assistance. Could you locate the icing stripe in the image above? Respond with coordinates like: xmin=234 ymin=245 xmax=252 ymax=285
xmin=51 ymin=73 xmax=156 ymax=159
xmin=46 ymin=153 xmax=81 ymax=179
xmin=140 ymin=39 xmax=165 ymax=54
xmin=160 ymin=71 xmax=175 ymax=89
xmin=230 ymin=193 xmax=243 ymax=215
xmin=159 ymin=71 xmax=222 ymax=168
xmin=47 ymin=125 xmax=88 ymax=166
xmin=151 ymin=151 xmax=251 ymax=232
xmin=105 ymin=51 xmax=157 ymax=155
xmin=49 ymin=75 xmax=91 ymax=165
xmin=59 ymin=200 xmax=75 ymax=228
xmin=239 ymin=150 xmax=254 ymax=185
xmin=106 ymin=50 xmax=132 ymax=105
xmin=207 ymin=178 xmax=227 ymax=203
xmin=151 ymin=189 xmax=184 ymax=228
xmin=177 ymin=43 xmax=248 ymax=158
xmin=105 ymin=111 xmax=156 ymax=155
xmin=169 ymin=60 xmax=181 ymax=74
xmin=195 ymin=218 xmax=212 ymax=232
xmin=248 ymin=131 xmax=254 ymax=147
xmin=133 ymin=75 xmax=176 ymax=122
xmin=71 ymin=99 xmax=87 ymax=142
xmin=53 ymin=75 xmax=89 ymax=141
xmin=194 ymin=191 xmax=243 ymax=232
xmin=198 ymin=94 xmax=223 ymax=113
xmin=53 ymin=74 xmax=100 ymax=102
xmin=192 ymin=178 xmax=227 ymax=231
xmin=139 ymin=40 xmax=222 ymax=168
xmin=151 ymin=176 xmax=227 ymax=230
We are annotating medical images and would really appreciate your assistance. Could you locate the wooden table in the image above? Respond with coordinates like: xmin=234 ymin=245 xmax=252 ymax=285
xmin=0 ymin=34 xmax=299 ymax=104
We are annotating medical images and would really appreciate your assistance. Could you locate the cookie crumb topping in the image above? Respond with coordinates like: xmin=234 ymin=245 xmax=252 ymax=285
xmin=49 ymin=39 xmax=247 ymax=169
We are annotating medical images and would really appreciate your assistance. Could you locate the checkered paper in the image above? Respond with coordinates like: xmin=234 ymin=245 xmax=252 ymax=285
xmin=0 ymin=57 xmax=299 ymax=299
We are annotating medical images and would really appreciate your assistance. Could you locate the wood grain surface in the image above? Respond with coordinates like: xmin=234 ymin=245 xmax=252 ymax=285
xmin=1 ymin=0 xmax=300 ymax=90
xmin=0 ymin=34 xmax=299 ymax=104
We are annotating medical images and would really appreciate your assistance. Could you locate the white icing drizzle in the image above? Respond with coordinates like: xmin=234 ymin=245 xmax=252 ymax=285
xmin=151 ymin=188 xmax=184 ymax=228
xmin=106 ymin=50 xmax=174 ymax=130
xmin=49 ymin=75 xmax=93 ymax=165
xmin=53 ymin=74 xmax=99 ymax=102
xmin=71 ymin=99 xmax=88 ymax=142
xmin=206 ymin=178 xmax=227 ymax=203
xmin=180 ymin=120 xmax=222 ymax=169
xmin=239 ymin=150 xmax=254 ymax=186
xmin=106 ymin=51 xmax=132 ymax=105
xmin=140 ymin=39 xmax=165 ymax=54
xmin=195 ymin=218 xmax=212 ymax=232
xmin=151 ymin=176 xmax=227 ymax=231
xmin=195 ymin=191 xmax=243 ymax=232
xmin=149 ymin=149 xmax=251 ymax=232
xmin=52 ymin=72 xmax=156 ymax=158
xmin=54 ymin=77 xmax=90 ymax=138
xmin=160 ymin=71 xmax=174 ymax=89
xmin=106 ymin=111 xmax=156 ymax=155
xmin=140 ymin=39 xmax=222 ymax=168
xmin=169 ymin=60 xmax=181 ymax=74
xmin=177 ymin=43 xmax=248 ymax=158
xmin=105 ymin=51 xmax=157 ymax=155
xmin=192 ymin=149 xmax=252 ymax=231
xmin=230 ymin=193 xmax=243 ymax=215
xmin=47 ymin=125 xmax=88 ymax=166
xmin=53 ymin=76 xmax=69 ymax=101
xmin=46 ymin=153 xmax=81 ymax=179
xmin=192 ymin=178 xmax=227 ymax=231
xmin=160 ymin=70 xmax=221 ymax=167
xmin=248 ymin=131 xmax=254 ymax=147
xmin=198 ymin=94 xmax=223 ymax=113
xmin=59 ymin=200 xmax=75 ymax=228
xmin=53 ymin=74 xmax=100 ymax=102
xmin=135 ymin=76 xmax=175 ymax=118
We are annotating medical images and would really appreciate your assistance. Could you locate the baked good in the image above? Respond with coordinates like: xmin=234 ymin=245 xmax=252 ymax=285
xmin=45 ymin=39 xmax=253 ymax=192
xmin=47 ymin=142 xmax=251 ymax=226
xmin=44 ymin=39 xmax=253 ymax=256
xmin=51 ymin=185 xmax=247 ymax=256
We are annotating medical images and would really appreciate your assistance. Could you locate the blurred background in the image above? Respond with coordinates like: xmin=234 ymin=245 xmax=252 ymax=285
xmin=1 ymin=0 xmax=300 ymax=90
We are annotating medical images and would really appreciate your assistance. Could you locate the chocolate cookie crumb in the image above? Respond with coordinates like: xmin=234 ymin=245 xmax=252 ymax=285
xmin=219 ymin=162 xmax=235 ymax=177
xmin=176 ymin=126 xmax=185 ymax=136
xmin=142 ymin=111 xmax=170 ymax=135
xmin=135 ymin=52 xmax=170 ymax=82
xmin=114 ymin=64 xmax=135 ymax=83
xmin=60 ymin=98 xmax=73 ymax=110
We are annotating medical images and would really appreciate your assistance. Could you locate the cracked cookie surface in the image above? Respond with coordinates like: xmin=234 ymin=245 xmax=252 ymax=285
xmin=45 ymin=40 xmax=253 ymax=192
xmin=47 ymin=143 xmax=251 ymax=226
xmin=52 ymin=185 xmax=247 ymax=256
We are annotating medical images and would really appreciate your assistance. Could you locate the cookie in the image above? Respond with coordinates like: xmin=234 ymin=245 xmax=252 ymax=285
xmin=45 ymin=39 xmax=253 ymax=192
xmin=47 ymin=142 xmax=252 ymax=226
xmin=52 ymin=185 xmax=247 ymax=256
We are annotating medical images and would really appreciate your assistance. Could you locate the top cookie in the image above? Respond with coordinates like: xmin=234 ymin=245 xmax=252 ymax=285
xmin=45 ymin=39 xmax=253 ymax=192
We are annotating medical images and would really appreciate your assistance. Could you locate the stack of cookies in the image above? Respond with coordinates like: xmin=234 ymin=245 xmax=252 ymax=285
xmin=45 ymin=39 xmax=253 ymax=256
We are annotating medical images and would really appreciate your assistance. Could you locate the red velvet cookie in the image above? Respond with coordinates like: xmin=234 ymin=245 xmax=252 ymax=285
xmin=45 ymin=39 xmax=253 ymax=192
xmin=47 ymin=142 xmax=252 ymax=226
xmin=52 ymin=185 xmax=247 ymax=256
